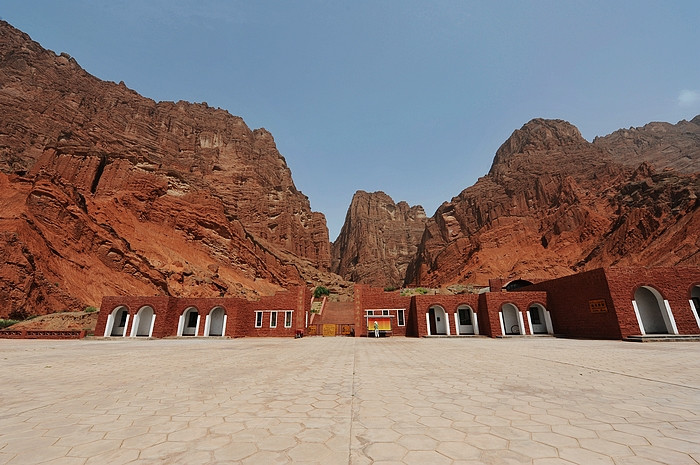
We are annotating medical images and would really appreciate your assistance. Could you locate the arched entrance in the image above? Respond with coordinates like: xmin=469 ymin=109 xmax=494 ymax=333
xmin=131 ymin=306 xmax=155 ymax=337
xmin=455 ymin=305 xmax=478 ymax=335
xmin=178 ymin=307 xmax=200 ymax=336
xmin=633 ymin=286 xmax=677 ymax=335
xmin=105 ymin=306 xmax=129 ymax=337
xmin=427 ymin=305 xmax=449 ymax=335
xmin=205 ymin=306 xmax=227 ymax=337
xmin=527 ymin=303 xmax=552 ymax=334
xmin=500 ymin=303 xmax=524 ymax=335
xmin=691 ymin=286 xmax=700 ymax=329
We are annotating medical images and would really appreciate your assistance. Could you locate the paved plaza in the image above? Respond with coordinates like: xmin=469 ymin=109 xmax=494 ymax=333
xmin=1 ymin=337 xmax=699 ymax=465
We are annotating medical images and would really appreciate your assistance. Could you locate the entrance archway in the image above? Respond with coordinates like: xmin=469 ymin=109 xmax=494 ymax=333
xmin=105 ymin=306 xmax=129 ymax=337
xmin=633 ymin=286 xmax=677 ymax=335
xmin=455 ymin=305 xmax=477 ymax=335
xmin=178 ymin=307 xmax=200 ymax=336
xmin=427 ymin=305 xmax=449 ymax=335
xmin=131 ymin=306 xmax=155 ymax=337
xmin=527 ymin=303 xmax=552 ymax=334
xmin=691 ymin=286 xmax=700 ymax=329
xmin=205 ymin=306 xmax=227 ymax=336
xmin=500 ymin=303 xmax=524 ymax=335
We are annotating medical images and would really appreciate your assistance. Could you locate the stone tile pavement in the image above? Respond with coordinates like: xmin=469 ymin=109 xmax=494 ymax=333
xmin=0 ymin=337 xmax=699 ymax=464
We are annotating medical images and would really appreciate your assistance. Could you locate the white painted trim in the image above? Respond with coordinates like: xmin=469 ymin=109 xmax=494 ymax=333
xmin=255 ymin=311 xmax=263 ymax=328
xmin=195 ymin=315 xmax=201 ymax=337
xmin=517 ymin=311 xmax=526 ymax=335
xmin=222 ymin=315 xmax=228 ymax=336
xmin=104 ymin=314 xmax=113 ymax=337
xmin=425 ymin=313 xmax=431 ymax=336
xmin=499 ymin=311 xmax=505 ymax=336
xmin=130 ymin=312 xmax=139 ymax=337
xmin=690 ymin=299 xmax=700 ymax=330
xmin=177 ymin=314 xmax=184 ymax=336
xmin=664 ymin=300 xmax=679 ymax=335
xmin=632 ymin=300 xmax=646 ymax=335
xmin=444 ymin=313 xmax=451 ymax=336
xmin=473 ymin=313 xmax=479 ymax=335
xmin=284 ymin=310 xmax=293 ymax=328
xmin=454 ymin=312 xmax=460 ymax=335
xmin=204 ymin=314 xmax=211 ymax=336
xmin=270 ymin=311 xmax=278 ymax=328
xmin=148 ymin=315 xmax=156 ymax=337
xmin=305 ymin=311 xmax=308 ymax=328
xmin=397 ymin=309 xmax=406 ymax=326
xmin=544 ymin=310 xmax=553 ymax=334
xmin=122 ymin=314 xmax=130 ymax=337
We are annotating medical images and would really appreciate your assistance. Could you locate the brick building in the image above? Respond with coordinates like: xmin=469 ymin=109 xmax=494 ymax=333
xmin=95 ymin=267 xmax=699 ymax=340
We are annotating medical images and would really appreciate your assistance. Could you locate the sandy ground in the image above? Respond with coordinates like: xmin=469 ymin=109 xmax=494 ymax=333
xmin=3 ymin=311 xmax=98 ymax=333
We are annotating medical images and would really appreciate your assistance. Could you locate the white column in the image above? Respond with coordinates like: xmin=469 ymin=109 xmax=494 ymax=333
xmin=499 ymin=312 xmax=505 ymax=336
xmin=130 ymin=313 xmax=140 ymax=337
xmin=222 ymin=315 xmax=228 ymax=336
xmin=517 ymin=311 xmax=526 ymax=335
xmin=632 ymin=300 xmax=646 ymax=335
xmin=195 ymin=315 xmax=201 ymax=337
xmin=454 ymin=313 xmax=460 ymax=335
xmin=425 ymin=313 xmax=431 ymax=336
xmin=122 ymin=314 xmax=130 ymax=337
xmin=525 ymin=311 xmax=533 ymax=336
xmin=104 ymin=314 xmax=114 ymax=337
xmin=204 ymin=314 xmax=211 ymax=337
xmin=473 ymin=313 xmax=479 ymax=335
xmin=690 ymin=299 xmax=700 ymax=330
xmin=445 ymin=313 xmax=451 ymax=336
xmin=148 ymin=315 xmax=156 ymax=337
xmin=664 ymin=300 xmax=679 ymax=335
xmin=177 ymin=314 xmax=184 ymax=336
xmin=544 ymin=310 xmax=554 ymax=334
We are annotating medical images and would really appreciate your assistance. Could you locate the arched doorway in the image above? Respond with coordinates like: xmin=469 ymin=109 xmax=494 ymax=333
xmin=455 ymin=305 xmax=477 ymax=335
xmin=427 ymin=305 xmax=449 ymax=335
xmin=633 ymin=286 xmax=677 ymax=335
xmin=500 ymin=303 xmax=524 ymax=335
xmin=105 ymin=306 xmax=129 ymax=337
xmin=131 ymin=306 xmax=155 ymax=337
xmin=527 ymin=303 xmax=552 ymax=334
xmin=205 ymin=306 xmax=226 ymax=337
xmin=691 ymin=286 xmax=700 ymax=329
xmin=178 ymin=307 xmax=200 ymax=336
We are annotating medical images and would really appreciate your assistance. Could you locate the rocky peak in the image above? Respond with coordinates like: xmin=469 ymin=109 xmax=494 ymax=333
xmin=332 ymin=191 xmax=427 ymax=288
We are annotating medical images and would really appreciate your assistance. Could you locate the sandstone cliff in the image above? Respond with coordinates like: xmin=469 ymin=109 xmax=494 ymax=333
xmin=0 ymin=21 xmax=340 ymax=317
xmin=331 ymin=191 xmax=427 ymax=288
xmin=405 ymin=118 xmax=699 ymax=286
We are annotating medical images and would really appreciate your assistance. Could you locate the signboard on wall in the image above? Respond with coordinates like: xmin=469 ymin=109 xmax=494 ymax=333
xmin=589 ymin=299 xmax=608 ymax=313
xmin=366 ymin=317 xmax=392 ymax=331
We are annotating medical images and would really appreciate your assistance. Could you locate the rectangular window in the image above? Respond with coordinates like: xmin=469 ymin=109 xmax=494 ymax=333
xmin=284 ymin=311 xmax=293 ymax=328
xmin=459 ymin=308 xmax=471 ymax=325
xmin=529 ymin=307 xmax=541 ymax=325
xmin=397 ymin=309 xmax=405 ymax=326
xmin=382 ymin=309 xmax=390 ymax=316
xmin=255 ymin=311 xmax=263 ymax=328
xmin=270 ymin=311 xmax=278 ymax=328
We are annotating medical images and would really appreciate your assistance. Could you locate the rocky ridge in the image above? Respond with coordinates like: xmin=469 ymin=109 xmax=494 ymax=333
xmin=331 ymin=191 xmax=427 ymax=288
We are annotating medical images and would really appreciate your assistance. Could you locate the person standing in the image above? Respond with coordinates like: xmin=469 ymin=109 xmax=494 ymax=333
xmin=374 ymin=320 xmax=379 ymax=338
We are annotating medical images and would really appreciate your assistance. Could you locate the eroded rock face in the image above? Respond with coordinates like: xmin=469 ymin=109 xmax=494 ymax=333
xmin=332 ymin=191 xmax=427 ymax=288
xmin=0 ymin=21 xmax=338 ymax=316
xmin=405 ymin=118 xmax=699 ymax=286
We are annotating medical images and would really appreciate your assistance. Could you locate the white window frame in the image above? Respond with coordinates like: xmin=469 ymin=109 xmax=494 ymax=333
xmin=255 ymin=311 xmax=263 ymax=328
xmin=397 ymin=309 xmax=405 ymax=326
xmin=284 ymin=311 xmax=293 ymax=328
xmin=270 ymin=311 xmax=278 ymax=328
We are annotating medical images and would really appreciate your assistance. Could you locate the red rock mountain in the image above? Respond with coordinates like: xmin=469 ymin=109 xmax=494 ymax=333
xmin=331 ymin=191 xmax=427 ymax=288
xmin=405 ymin=118 xmax=699 ymax=286
xmin=0 ymin=21 xmax=340 ymax=318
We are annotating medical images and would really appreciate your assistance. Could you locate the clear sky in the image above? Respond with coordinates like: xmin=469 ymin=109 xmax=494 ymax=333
xmin=3 ymin=1 xmax=699 ymax=240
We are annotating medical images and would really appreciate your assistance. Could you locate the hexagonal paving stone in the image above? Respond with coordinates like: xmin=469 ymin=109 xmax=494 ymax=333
xmin=403 ymin=450 xmax=452 ymax=465
xmin=436 ymin=441 xmax=481 ymax=460
xmin=213 ymin=442 xmax=258 ymax=462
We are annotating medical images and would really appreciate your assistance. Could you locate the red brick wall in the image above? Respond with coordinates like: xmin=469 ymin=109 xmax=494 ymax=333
xmin=481 ymin=291 xmax=548 ymax=337
xmin=412 ymin=294 xmax=481 ymax=337
xmin=355 ymin=285 xmax=412 ymax=337
xmin=96 ymin=296 xmax=171 ymax=337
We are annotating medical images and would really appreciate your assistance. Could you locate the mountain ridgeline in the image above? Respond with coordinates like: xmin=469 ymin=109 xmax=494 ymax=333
xmin=0 ymin=20 xmax=698 ymax=316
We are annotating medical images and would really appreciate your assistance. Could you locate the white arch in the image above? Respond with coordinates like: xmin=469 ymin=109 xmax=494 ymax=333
xmin=632 ymin=286 xmax=678 ymax=335
xmin=500 ymin=303 xmax=525 ymax=335
xmin=455 ymin=305 xmax=478 ymax=335
xmin=178 ymin=307 xmax=201 ymax=337
xmin=105 ymin=306 xmax=129 ymax=337
xmin=690 ymin=286 xmax=700 ymax=330
xmin=131 ymin=306 xmax=155 ymax=337
xmin=428 ymin=305 xmax=449 ymax=335
xmin=527 ymin=303 xmax=552 ymax=335
xmin=205 ymin=306 xmax=227 ymax=337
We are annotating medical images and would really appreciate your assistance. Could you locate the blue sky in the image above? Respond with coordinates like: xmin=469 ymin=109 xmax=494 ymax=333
xmin=3 ymin=1 xmax=699 ymax=240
